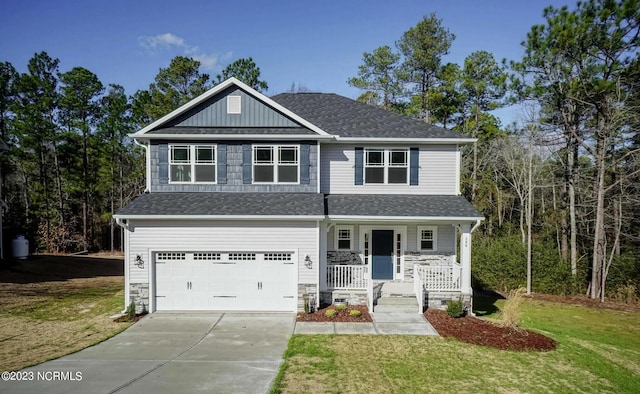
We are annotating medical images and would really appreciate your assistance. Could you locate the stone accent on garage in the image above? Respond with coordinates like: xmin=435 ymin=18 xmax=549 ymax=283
xmin=298 ymin=283 xmax=318 ymax=313
xmin=129 ymin=283 xmax=149 ymax=314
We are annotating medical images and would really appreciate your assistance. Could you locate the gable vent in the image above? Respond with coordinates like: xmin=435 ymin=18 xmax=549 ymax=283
xmin=227 ymin=95 xmax=241 ymax=114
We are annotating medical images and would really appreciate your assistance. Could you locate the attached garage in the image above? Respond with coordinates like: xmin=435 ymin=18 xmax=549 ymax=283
xmin=154 ymin=251 xmax=297 ymax=311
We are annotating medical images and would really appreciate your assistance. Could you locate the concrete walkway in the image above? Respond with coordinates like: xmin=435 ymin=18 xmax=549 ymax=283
xmin=294 ymin=312 xmax=439 ymax=335
xmin=1 ymin=313 xmax=294 ymax=394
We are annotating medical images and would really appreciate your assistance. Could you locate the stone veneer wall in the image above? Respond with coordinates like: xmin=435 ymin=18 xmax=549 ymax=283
xmin=129 ymin=283 xmax=149 ymax=314
xmin=403 ymin=252 xmax=456 ymax=281
xmin=421 ymin=291 xmax=472 ymax=312
xmin=298 ymin=283 xmax=318 ymax=312
xmin=326 ymin=251 xmax=363 ymax=265
xmin=320 ymin=291 xmax=368 ymax=306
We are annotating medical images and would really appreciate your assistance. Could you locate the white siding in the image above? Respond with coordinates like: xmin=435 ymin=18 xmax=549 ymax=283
xmin=406 ymin=223 xmax=455 ymax=253
xmin=126 ymin=220 xmax=319 ymax=287
xmin=320 ymin=144 xmax=458 ymax=194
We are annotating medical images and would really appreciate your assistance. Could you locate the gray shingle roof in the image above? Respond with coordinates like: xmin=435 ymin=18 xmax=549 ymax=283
xmin=117 ymin=192 xmax=482 ymax=219
xmin=116 ymin=193 xmax=325 ymax=216
xmin=326 ymin=194 xmax=483 ymax=218
xmin=146 ymin=127 xmax=316 ymax=135
xmin=271 ymin=93 xmax=465 ymax=139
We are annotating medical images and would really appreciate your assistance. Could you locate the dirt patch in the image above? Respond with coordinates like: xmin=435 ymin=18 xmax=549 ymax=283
xmin=0 ymin=254 xmax=130 ymax=371
xmin=296 ymin=304 xmax=372 ymax=322
xmin=425 ymin=309 xmax=557 ymax=352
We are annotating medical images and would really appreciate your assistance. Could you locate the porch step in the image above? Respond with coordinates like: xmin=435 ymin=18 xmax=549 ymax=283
xmin=380 ymin=282 xmax=414 ymax=297
xmin=374 ymin=296 xmax=418 ymax=313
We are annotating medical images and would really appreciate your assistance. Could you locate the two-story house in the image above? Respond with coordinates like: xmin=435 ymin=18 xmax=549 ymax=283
xmin=114 ymin=77 xmax=483 ymax=314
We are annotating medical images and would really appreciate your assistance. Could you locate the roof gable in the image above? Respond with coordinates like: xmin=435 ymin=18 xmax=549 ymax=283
xmin=134 ymin=78 xmax=329 ymax=137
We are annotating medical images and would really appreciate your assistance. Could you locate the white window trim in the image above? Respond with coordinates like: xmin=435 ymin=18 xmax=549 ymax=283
xmin=363 ymin=148 xmax=409 ymax=185
xmin=252 ymin=144 xmax=300 ymax=184
xmin=335 ymin=225 xmax=354 ymax=251
xmin=227 ymin=95 xmax=241 ymax=114
xmin=169 ymin=144 xmax=217 ymax=184
xmin=417 ymin=225 xmax=438 ymax=252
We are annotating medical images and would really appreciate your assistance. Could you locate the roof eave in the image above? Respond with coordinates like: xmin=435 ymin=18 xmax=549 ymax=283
xmin=131 ymin=134 xmax=335 ymax=141
xmin=332 ymin=137 xmax=477 ymax=144
xmin=114 ymin=214 xmax=326 ymax=221
xmin=326 ymin=215 xmax=485 ymax=222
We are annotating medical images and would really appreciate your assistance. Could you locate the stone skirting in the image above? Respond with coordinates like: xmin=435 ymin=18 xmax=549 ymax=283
xmin=320 ymin=290 xmax=368 ymax=306
xmin=129 ymin=283 xmax=149 ymax=314
xmin=327 ymin=251 xmax=363 ymax=265
xmin=298 ymin=283 xmax=318 ymax=312
xmin=421 ymin=291 xmax=471 ymax=311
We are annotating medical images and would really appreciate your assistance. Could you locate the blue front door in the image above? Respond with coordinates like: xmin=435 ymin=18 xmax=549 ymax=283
xmin=372 ymin=230 xmax=394 ymax=280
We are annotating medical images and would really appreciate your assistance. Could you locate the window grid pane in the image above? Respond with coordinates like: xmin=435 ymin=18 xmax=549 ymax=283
xmin=171 ymin=146 xmax=190 ymax=163
xmin=366 ymin=150 xmax=384 ymax=166
xmin=195 ymin=146 xmax=215 ymax=163
xmin=279 ymin=147 xmax=298 ymax=164
xmin=389 ymin=150 xmax=407 ymax=166
xmin=254 ymin=147 xmax=273 ymax=163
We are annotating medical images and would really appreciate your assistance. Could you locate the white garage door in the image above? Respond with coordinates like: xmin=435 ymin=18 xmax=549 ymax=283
xmin=154 ymin=251 xmax=297 ymax=311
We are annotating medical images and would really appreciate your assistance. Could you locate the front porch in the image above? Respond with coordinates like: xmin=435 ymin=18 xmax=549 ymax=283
xmin=319 ymin=222 xmax=477 ymax=313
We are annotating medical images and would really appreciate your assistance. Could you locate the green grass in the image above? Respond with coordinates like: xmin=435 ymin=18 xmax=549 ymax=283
xmin=271 ymin=296 xmax=640 ymax=393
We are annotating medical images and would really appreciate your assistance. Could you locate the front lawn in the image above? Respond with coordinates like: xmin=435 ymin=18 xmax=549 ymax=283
xmin=271 ymin=295 xmax=640 ymax=393
xmin=0 ymin=255 xmax=132 ymax=371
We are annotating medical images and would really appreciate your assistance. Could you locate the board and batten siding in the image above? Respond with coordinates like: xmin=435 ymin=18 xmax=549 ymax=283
xmin=319 ymin=144 xmax=458 ymax=194
xmin=127 ymin=220 xmax=319 ymax=287
xmin=167 ymin=86 xmax=299 ymax=128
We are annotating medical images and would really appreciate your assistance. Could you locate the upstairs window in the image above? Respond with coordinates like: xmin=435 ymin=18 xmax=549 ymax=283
xmin=169 ymin=145 xmax=216 ymax=183
xmin=364 ymin=148 xmax=408 ymax=184
xmin=253 ymin=145 xmax=299 ymax=183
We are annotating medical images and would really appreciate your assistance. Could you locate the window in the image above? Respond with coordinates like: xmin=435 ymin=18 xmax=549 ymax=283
xmin=253 ymin=145 xmax=299 ymax=183
xmin=418 ymin=226 xmax=438 ymax=251
xmin=364 ymin=148 xmax=408 ymax=184
xmin=335 ymin=226 xmax=353 ymax=250
xmin=169 ymin=145 xmax=216 ymax=183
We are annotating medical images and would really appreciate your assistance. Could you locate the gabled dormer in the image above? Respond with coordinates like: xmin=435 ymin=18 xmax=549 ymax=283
xmin=132 ymin=78 xmax=332 ymax=193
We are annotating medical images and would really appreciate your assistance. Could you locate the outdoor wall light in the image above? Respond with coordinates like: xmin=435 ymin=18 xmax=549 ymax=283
xmin=304 ymin=255 xmax=313 ymax=269
xmin=135 ymin=254 xmax=145 ymax=269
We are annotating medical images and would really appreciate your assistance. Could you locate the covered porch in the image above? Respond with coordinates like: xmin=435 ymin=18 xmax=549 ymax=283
xmin=319 ymin=194 xmax=483 ymax=312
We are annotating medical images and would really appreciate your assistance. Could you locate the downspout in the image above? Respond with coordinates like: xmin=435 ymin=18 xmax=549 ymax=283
xmin=470 ymin=219 xmax=482 ymax=234
xmin=133 ymin=139 xmax=151 ymax=192
xmin=114 ymin=217 xmax=129 ymax=313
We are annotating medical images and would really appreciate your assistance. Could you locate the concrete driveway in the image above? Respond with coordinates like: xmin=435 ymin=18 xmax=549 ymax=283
xmin=1 ymin=313 xmax=294 ymax=394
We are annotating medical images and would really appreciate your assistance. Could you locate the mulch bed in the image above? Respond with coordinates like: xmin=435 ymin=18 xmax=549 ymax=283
xmin=296 ymin=304 xmax=373 ymax=322
xmin=425 ymin=309 xmax=557 ymax=352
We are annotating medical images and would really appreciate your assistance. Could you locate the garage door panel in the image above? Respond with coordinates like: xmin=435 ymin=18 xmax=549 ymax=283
xmin=154 ymin=251 xmax=297 ymax=312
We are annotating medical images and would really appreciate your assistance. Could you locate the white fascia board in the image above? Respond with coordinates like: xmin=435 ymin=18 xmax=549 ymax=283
xmin=113 ymin=214 xmax=325 ymax=221
xmin=332 ymin=137 xmax=477 ymax=144
xmin=134 ymin=77 xmax=330 ymax=137
xmin=131 ymin=134 xmax=335 ymax=141
xmin=327 ymin=215 xmax=485 ymax=223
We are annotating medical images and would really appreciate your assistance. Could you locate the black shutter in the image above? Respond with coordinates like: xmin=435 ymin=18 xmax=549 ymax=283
xmin=354 ymin=147 xmax=364 ymax=185
xmin=158 ymin=144 xmax=169 ymax=184
xmin=242 ymin=144 xmax=252 ymax=184
xmin=300 ymin=143 xmax=310 ymax=184
xmin=410 ymin=147 xmax=419 ymax=186
xmin=217 ymin=144 xmax=227 ymax=184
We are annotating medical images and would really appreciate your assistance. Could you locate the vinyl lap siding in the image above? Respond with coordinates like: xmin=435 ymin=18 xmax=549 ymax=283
xmin=127 ymin=220 xmax=319 ymax=286
xmin=320 ymin=144 xmax=458 ymax=194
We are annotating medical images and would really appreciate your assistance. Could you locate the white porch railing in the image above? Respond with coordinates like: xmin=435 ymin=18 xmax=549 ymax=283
xmin=414 ymin=263 xmax=462 ymax=292
xmin=326 ymin=265 xmax=368 ymax=290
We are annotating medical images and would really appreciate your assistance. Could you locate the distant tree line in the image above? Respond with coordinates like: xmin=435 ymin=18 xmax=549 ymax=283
xmin=348 ymin=0 xmax=639 ymax=300
xmin=0 ymin=54 xmax=267 ymax=253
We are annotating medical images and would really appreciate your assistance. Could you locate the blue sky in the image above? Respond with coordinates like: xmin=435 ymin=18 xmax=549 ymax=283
xmin=1 ymin=0 xmax=572 ymax=126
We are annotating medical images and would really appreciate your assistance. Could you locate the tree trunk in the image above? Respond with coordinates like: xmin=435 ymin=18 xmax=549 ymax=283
xmin=569 ymin=140 xmax=578 ymax=277
xmin=590 ymin=132 xmax=607 ymax=299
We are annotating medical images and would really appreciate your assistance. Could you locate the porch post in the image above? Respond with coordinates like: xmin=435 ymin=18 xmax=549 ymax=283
xmin=459 ymin=223 xmax=472 ymax=296
xmin=319 ymin=221 xmax=327 ymax=292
